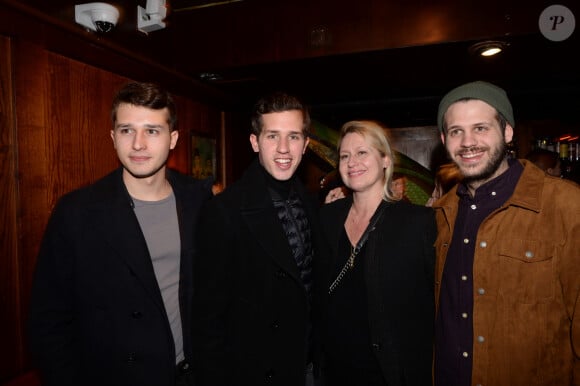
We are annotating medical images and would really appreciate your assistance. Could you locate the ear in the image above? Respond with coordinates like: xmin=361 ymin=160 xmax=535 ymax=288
xmin=110 ymin=130 xmax=116 ymax=147
xmin=440 ymin=131 xmax=446 ymax=145
xmin=504 ymin=123 xmax=514 ymax=144
xmin=249 ymin=134 xmax=259 ymax=153
xmin=303 ymin=137 xmax=310 ymax=154
xmin=383 ymin=155 xmax=391 ymax=169
xmin=170 ymin=130 xmax=179 ymax=150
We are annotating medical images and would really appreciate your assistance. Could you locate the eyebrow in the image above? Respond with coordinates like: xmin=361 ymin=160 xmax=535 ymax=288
xmin=115 ymin=123 xmax=165 ymax=129
xmin=143 ymin=123 xmax=165 ymax=129
xmin=263 ymin=129 xmax=303 ymax=135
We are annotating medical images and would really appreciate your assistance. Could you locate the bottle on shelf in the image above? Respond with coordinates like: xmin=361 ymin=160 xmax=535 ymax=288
xmin=532 ymin=134 xmax=580 ymax=183
xmin=558 ymin=138 xmax=570 ymax=179
xmin=565 ymin=136 xmax=579 ymax=183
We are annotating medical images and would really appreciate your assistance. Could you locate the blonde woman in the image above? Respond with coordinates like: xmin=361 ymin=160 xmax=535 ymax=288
xmin=320 ymin=120 xmax=436 ymax=386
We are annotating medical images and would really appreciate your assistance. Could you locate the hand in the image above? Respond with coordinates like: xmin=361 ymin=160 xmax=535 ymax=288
xmin=325 ymin=187 xmax=347 ymax=203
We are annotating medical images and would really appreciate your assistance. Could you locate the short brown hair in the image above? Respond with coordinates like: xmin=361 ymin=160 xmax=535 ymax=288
xmin=111 ymin=82 xmax=177 ymax=131
xmin=250 ymin=91 xmax=310 ymax=136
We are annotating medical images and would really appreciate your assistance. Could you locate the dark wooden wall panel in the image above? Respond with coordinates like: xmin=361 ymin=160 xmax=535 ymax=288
xmin=169 ymin=98 xmax=223 ymax=176
xmin=0 ymin=35 xmax=23 ymax=384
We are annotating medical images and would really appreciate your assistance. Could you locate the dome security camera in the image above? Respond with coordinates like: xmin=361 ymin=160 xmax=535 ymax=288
xmin=75 ymin=2 xmax=120 ymax=33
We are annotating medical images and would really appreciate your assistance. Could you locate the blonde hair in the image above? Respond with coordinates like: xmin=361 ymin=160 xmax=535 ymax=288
xmin=337 ymin=120 xmax=399 ymax=201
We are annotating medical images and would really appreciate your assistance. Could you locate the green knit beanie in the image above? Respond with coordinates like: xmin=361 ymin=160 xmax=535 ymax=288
xmin=437 ymin=81 xmax=515 ymax=132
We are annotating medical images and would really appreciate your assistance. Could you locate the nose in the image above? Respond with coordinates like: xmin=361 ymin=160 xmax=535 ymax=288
xmin=132 ymin=130 xmax=146 ymax=150
xmin=460 ymin=130 xmax=477 ymax=148
xmin=347 ymin=155 xmax=357 ymax=168
xmin=277 ymin=136 xmax=289 ymax=153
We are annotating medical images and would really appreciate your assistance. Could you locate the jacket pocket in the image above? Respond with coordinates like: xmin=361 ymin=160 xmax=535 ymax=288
xmin=498 ymin=239 xmax=555 ymax=304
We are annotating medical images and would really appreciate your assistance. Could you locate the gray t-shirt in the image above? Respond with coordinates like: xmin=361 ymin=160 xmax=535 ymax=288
xmin=133 ymin=192 xmax=183 ymax=363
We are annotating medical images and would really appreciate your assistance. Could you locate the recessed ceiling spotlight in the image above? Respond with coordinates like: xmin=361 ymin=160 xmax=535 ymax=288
xmin=469 ymin=41 xmax=508 ymax=57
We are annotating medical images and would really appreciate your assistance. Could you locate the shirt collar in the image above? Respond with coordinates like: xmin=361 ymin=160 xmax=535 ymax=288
xmin=456 ymin=158 xmax=523 ymax=202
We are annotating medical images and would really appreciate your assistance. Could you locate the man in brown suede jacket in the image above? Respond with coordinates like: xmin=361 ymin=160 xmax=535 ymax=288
xmin=432 ymin=81 xmax=580 ymax=386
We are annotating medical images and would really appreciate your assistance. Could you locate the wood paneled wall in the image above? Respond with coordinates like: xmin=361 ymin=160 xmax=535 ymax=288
xmin=0 ymin=37 xmax=222 ymax=384
xmin=0 ymin=34 xmax=22 ymax=383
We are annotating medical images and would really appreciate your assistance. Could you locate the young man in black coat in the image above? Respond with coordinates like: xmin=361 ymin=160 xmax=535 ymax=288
xmin=193 ymin=92 xmax=324 ymax=386
xmin=28 ymin=82 xmax=212 ymax=386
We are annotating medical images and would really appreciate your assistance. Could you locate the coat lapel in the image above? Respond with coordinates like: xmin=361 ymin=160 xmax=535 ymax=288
xmin=325 ymin=197 xmax=352 ymax=270
xmin=240 ymin=162 xmax=302 ymax=283
xmin=88 ymin=169 xmax=166 ymax=312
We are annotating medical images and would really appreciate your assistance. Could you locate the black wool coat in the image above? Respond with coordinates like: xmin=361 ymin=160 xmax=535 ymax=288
xmin=320 ymin=196 xmax=437 ymax=386
xmin=192 ymin=159 xmax=326 ymax=386
xmin=28 ymin=167 xmax=212 ymax=386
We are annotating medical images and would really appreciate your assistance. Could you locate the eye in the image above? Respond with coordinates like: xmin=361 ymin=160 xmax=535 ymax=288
xmin=266 ymin=133 xmax=277 ymax=140
xmin=289 ymin=134 xmax=301 ymax=140
xmin=339 ymin=154 xmax=348 ymax=161
xmin=146 ymin=129 xmax=160 ymax=135
xmin=119 ymin=127 xmax=133 ymax=135
xmin=447 ymin=128 xmax=461 ymax=137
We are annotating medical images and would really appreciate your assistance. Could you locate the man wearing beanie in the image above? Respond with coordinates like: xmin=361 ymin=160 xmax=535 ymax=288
xmin=432 ymin=81 xmax=580 ymax=386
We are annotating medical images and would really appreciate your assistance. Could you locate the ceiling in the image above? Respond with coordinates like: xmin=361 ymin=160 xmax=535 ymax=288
xmin=201 ymin=34 xmax=580 ymax=128
xmin=3 ymin=0 xmax=580 ymax=128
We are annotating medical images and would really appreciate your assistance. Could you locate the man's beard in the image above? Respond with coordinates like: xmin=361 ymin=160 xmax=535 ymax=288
xmin=453 ymin=141 xmax=507 ymax=185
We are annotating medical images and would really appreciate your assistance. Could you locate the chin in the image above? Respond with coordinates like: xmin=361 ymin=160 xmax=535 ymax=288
xmin=271 ymin=168 xmax=295 ymax=181
xmin=126 ymin=164 xmax=165 ymax=179
xmin=273 ymin=174 xmax=292 ymax=181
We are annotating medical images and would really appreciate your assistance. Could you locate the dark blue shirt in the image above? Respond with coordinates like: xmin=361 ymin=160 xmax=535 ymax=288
xmin=434 ymin=159 xmax=523 ymax=386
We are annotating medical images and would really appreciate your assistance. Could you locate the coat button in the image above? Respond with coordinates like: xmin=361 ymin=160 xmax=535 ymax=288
xmin=131 ymin=311 xmax=142 ymax=319
xmin=127 ymin=352 xmax=137 ymax=362
xmin=271 ymin=320 xmax=279 ymax=329
xmin=276 ymin=269 xmax=287 ymax=278
xmin=265 ymin=370 xmax=274 ymax=382
xmin=372 ymin=343 xmax=381 ymax=350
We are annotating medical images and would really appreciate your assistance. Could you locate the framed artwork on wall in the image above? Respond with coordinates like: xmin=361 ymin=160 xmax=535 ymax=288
xmin=191 ymin=134 xmax=217 ymax=181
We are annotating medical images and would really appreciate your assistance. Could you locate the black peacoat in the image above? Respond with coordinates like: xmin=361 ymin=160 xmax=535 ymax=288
xmin=320 ymin=196 xmax=437 ymax=386
xmin=192 ymin=159 xmax=325 ymax=386
xmin=28 ymin=167 xmax=212 ymax=386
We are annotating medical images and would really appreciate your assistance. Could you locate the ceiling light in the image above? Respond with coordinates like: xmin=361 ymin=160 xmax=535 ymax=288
xmin=469 ymin=41 xmax=508 ymax=57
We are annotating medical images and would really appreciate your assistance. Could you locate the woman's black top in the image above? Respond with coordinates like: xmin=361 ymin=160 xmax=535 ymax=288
xmin=324 ymin=228 xmax=386 ymax=386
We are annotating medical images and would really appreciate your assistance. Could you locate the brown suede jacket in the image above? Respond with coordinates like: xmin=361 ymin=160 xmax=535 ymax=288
xmin=433 ymin=160 xmax=580 ymax=386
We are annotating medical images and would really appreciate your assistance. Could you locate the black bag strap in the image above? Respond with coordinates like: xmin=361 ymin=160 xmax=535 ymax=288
xmin=328 ymin=201 xmax=387 ymax=294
